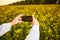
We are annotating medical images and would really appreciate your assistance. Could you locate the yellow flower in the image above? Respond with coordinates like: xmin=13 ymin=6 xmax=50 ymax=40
xmin=48 ymin=28 xmax=52 ymax=34
xmin=58 ymin=13 xmax=60 ymax=17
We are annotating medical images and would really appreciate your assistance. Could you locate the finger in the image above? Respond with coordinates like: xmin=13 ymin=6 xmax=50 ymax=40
xmin=21 ymin=21 xmax=24 ymax=23
xmin=32 ymin=15 xmax=35 ymax=20
xmin=32 ymin=15 xmax=34 ymax=18
xmin=17 ymin=14 xmax=24 ymax=20
xmin=19 ymin=14 xmax=25 ymax=17
xmin=19 ymin=21 xmax=24 ymax=23
xmin=18 ymin=18 xmax=22 ymax=21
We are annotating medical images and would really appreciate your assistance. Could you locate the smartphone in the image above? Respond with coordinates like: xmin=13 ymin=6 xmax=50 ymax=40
xmin=22 ymin=16 xmax=33 ymax=22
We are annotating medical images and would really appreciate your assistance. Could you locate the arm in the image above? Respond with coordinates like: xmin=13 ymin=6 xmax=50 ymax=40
xmin=25 ymin=15 xmax=40 ymax=40
xmin=25 ymin=25 xmax=40 ymax=40
xmin=0 ymin=23 xmax=11 ymax=37
xmin=0 ymin=14 xmax=23 ymax=37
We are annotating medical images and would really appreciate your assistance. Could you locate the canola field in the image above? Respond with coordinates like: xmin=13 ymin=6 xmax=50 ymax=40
xmin=0 ymin=5 xmax=60 ymax=40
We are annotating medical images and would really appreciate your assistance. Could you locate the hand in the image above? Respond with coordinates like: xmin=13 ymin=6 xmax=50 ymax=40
xmin=32 ymin=15 xmax=39 ymax=26
xmin=10 ymin=14 xmax=24 ymax=26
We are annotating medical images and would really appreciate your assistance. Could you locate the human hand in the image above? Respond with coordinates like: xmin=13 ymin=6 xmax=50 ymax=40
xmin=10 ymin=14 xmax=24 ymax=26
xmin=32 ymin=15 xmax=39 ymax=26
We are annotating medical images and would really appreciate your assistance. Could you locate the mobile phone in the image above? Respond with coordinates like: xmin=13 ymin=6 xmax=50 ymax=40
xmin=22 ymin=16 xmax=33 ymax=22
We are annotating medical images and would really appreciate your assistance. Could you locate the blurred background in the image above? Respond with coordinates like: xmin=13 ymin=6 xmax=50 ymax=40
xmin=0 ymin=5 xmax=60 ymax=40
xmin=0 ymin=0 xmax=60 ymax=40
xmin=0 ymin=0 xmax=60 ymax=5
xmin=10 ymin=0 xmax=60 ymax=5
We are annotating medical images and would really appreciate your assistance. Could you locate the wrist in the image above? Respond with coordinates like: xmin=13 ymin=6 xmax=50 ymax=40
xmin=33 ymin=23 xmax=39 ymax=26
xmin=33 ymin=24 xmax=39 ymax=27
xmin=9 ymin=21 xmax=14 ymax=26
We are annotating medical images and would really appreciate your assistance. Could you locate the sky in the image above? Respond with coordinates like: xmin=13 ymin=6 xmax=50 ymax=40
xmin=0 ymin=0 xmax=25 ymax=5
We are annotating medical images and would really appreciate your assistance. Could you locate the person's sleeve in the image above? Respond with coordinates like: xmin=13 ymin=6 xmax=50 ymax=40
xmin=25 ymin=25 xmax=40 ymax=40
xmin=0 ymin=23 xmax=12 ymax=37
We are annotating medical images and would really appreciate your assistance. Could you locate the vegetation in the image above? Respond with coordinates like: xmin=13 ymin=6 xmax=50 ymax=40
xmin=0 ymin=5 xmax=60 ymax=40
xmin=9 ymin=0 xmax=60 ymax=5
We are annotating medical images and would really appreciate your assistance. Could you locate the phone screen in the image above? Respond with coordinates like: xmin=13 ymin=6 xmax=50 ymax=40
xmin=22 ymin=16 xmax=33 ymax=22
